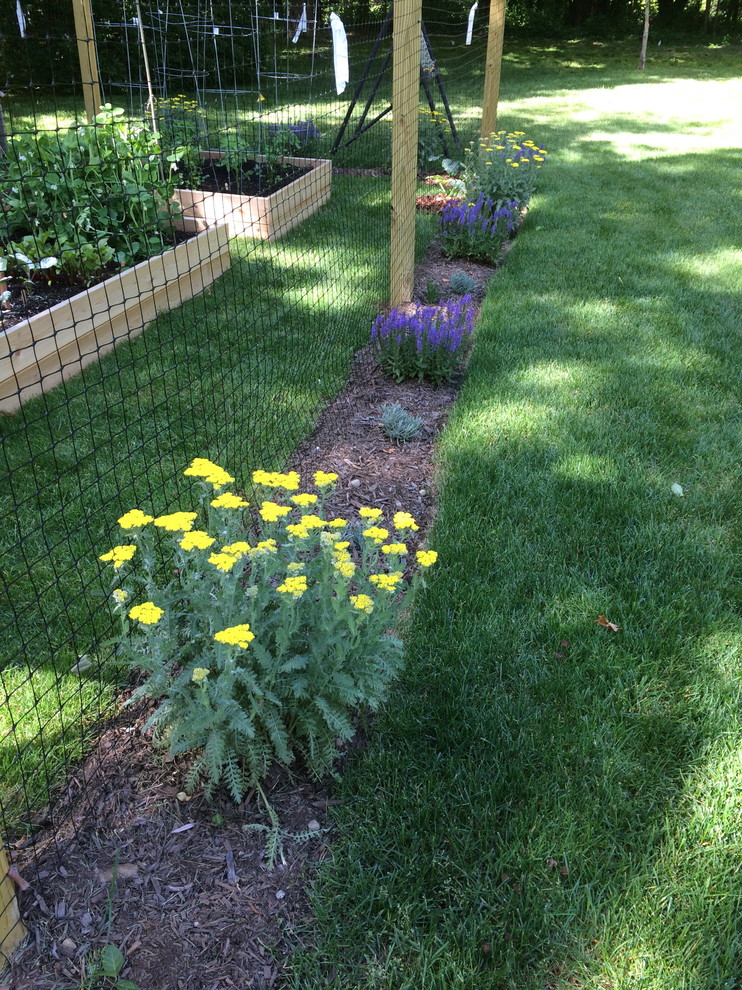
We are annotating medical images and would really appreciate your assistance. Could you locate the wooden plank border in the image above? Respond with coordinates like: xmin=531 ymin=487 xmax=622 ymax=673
xmin=0 ymin=224 xmax=231 ymax=414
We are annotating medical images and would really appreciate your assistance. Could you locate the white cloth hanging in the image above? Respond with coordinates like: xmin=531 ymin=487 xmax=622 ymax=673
xmin=16 ymin=1 xmax=27 ymax=38
xmin=329 ymin=12 xmax=349 ymax=95
xmin=466 ymin=2 xmax=478 ymax=45
xmin=292 ymin=3 xmax=307 ymax=43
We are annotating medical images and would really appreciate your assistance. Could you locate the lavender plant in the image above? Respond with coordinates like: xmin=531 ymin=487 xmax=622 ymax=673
xmin=371 ymin=295 xmax=475 ymax=384
xmin=438 ymin=195 xmax=519 ymax=265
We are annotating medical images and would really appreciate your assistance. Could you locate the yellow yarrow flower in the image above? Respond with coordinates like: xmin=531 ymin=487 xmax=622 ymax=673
xmin=112 ymin=589 xmax=129 ymax=603
xmin=334 ymin=560 xmax=356 ymax=578
xmin=291 ymin=493 xmax=318 ymax=506
xmin=381 ymin=543 xmax=408 ymax=555
xmin=416 ymin=550 xmax=438 ymax=568
xmin=277 ymin=575 xmax=308 ymax=598
xmin=208 ymin=552 xmax=239 ymax=572
xmin=363 ymin=526 xmax=389 ymax=544
xmin=99 ymin=545 xmax=137 ymax=569
xmin=179 ymin=530 xmax=217 ymax=551
xmin=191 ymin=667 xmax=210 ymax=682
xmin=153 ymin=511 xmax=198 ymax=532
xmin=117 ymin=509 xmax=154 ymax=529
xmin=286 ymin=523 xmax=310 ymax=539
xmin=184 ymin=458 xmax=235 ymax=488
xmin=287 ymin=561 xmax=305 ymax=572
xmin=369 ymin=572 xmax=404 ymax=592
xmin=300 ymin=514 xmax=324 ymax=530
xmin=327 ymin=517 xmax=348 ymax=528
xmin=211 ymin=492 xmax=249 ymax=509
xmin=359 ymin=507 xmax=383 ymax=520
xmin=260 ymin=501 xmax=291 ymax=523
xmin=255 ymin=539 xmax=278 ymax=554
xmin=350 ymin=594 xmax=374 ymax=614
xmin=393 ymin=512 xmax=419 ymax=532
xmin=313 ymin=470 xmax=338 ymax=487
xmin=214 ymin=624 xmax=255 ymax=648
xmin=252 ymin=470 xmax=300 ymax=491
xmin=129 ymin=601 xmax=164 ymax=625
xmin=334 ymin=541 xmax=350 ymax=551
xmin=222 ymin=541 xmax=250 ymax=556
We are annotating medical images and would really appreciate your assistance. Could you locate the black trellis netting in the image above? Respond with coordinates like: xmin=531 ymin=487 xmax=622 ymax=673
xmin=0 ymin=0 xmax=488 ymax=971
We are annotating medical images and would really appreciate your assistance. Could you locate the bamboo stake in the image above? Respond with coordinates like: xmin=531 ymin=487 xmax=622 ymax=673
xmin=71 ymin=0 xmax=102 ymax=123
xmin=390 ymin=0 xmax=422 ymax=307
xmin=480 ymin=0 xmax=506 ymax=141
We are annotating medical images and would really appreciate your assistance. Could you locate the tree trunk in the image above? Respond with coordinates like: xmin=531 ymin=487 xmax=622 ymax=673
xmin=638 ymin=0 xmax=651 ymax=70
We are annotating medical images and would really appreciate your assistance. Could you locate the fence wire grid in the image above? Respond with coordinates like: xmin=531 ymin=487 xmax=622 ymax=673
xmin=0 ymin=0 xmax=492 ymax=968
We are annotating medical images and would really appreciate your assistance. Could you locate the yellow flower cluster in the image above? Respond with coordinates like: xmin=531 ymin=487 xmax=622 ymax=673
xmin=252 ymin=470 xmax=300 ymax=490
xmin=277 ymin=575 xmax=308 ymax=598
xmin=251 ymin=539 xmax=277 ymax=556
xmin=129 ymin=601 xmax=164 ymax=625
xmin=184 ymin=458 xmax=235 ymax=489
xmin=208 ymin=552 xmax=240 ymax=572
xmin=154 ymin=511 xmax=198 ymax=532
xmin=291 ymin=493 xmax=318 ymax=506
xmin=369 ymin=572 xmax=403 ymax=592
xmin=363 ymin=526 xmax=389 ymax=545
xmin=332 ymin=542 xmax=356 ymax=579
xmin=211 ymin=492 xmax=249 ymax=509
xmin=328 ymin=517 xmax=348 ymax=528
xmin=393 ymin=511 xmax=419 ymax=532
xmin=260 ymin=501 xmax=292 ymax=523
xmin=192 ymin=667 xmax=210 ymax=682
xmin=350 ymin=594 xmax=374 ymax=614
xmin=100 ymin=545 xmax=137 ymax=569
xmin=112 ymin=588 xmax=129 ymax=603
xmin=299 ymin=514 xmax=324 ymax=530
xmin=313 ymin=470 xmax=338 ymax=487
xmin=286 ymin=523 xmax=310 ymax=539
xmin=381 ymin=543 xmax=408 ymax=555
xmin=214 ymin=624 xmax=255 ymax=648
xmin=179 ymin=530 xmax=216 ymax=551
xmin=416 ymin=550 xmax=438 ymax=568
xmin=359 ymin=507 xmax=383 ymax=520
xmin=222 ymin=541 xmax=250 ymax=556
xmin=118 ymin=509 xmax=153 ymax=529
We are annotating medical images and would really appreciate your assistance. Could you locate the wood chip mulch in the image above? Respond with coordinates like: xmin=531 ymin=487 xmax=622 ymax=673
xmin=6 ymin=231 xmax=504 ymax=990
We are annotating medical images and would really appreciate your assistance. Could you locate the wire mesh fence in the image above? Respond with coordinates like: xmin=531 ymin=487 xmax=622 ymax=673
xmin=0 ymin=0 xmax=492 ymax=971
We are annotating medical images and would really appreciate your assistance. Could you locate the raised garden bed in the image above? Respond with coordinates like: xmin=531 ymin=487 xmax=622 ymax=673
xmin=0 ymin=224 xmax=231 ymax=415
xmin=173 ymin=152 xmax=332 ymax=241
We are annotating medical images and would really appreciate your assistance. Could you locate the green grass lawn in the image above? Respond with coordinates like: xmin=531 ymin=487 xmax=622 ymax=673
xmin=289 ymin=43 xmax=742 ymax=990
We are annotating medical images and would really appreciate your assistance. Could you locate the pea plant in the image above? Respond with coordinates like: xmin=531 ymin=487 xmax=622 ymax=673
xmin=0 ymin=105 xmax=182 ymax=287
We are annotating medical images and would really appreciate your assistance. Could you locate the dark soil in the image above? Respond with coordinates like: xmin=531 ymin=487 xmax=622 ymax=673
xmin=6 ymin=231 xmax=505 ymax=990
xmin=179 ymin=160 xmax=311 ymax=197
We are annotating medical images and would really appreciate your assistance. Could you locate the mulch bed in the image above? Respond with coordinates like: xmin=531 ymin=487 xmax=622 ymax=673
xmin=6 ymin=227 xmax=505 ymax=990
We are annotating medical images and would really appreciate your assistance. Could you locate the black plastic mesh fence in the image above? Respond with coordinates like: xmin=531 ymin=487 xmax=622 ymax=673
xmin=0 ymin=0 xmax=488 ymax=967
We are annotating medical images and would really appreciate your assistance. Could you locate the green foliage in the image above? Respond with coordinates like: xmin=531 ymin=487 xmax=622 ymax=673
xmin=424 ymin=279 xmax=441 ymax=303
xmin=462 ymin=130 xmax=548 ymax=209
xmin=156 ymin=94 xmax=207 ymax=191
xmin=448 ymin=269 xmax=479 ymax=295
xmin=379 ymin=402 xmax=423 ymax=443
xmin=0 ymin=105 xmax=181 ymax=285
xmin=102 ymin=461 xmax=438 ymax=802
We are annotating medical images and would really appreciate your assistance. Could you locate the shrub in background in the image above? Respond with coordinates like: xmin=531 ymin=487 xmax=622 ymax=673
xmin=371 ymin=295 xmax=475 ymax=384
xmin=438 ymin=195 xmax=519 ymax=264
xmin=99 ymin=460 xmax=437 ymax=804
xmin=448 ymin=270 xmax=479 ymax=295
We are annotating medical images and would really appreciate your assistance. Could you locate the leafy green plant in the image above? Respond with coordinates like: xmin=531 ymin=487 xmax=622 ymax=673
xmin=99 ymin=460 xmax=438 ymax=804
xmin=155 ymin=94 xmax=206 ymax=191
xmin=380 ymin=402 xmax=423 ymax=443
xmin=424 ymin=280 xmax=440 ymax=304
xmin=0 ymin=104 xmax=181 ymax=285
xmin=438 ymin=196 xmax=519 ymax=265
xmin=463 ymin=129 xmax=548 ymax=208
xmin=448 ymin=269 xmax=478 ymax=295
xmin=372 ymin=296 xmax=476 ymax=384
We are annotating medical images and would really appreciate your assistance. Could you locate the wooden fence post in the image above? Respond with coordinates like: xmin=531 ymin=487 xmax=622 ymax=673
xmin=72 ymin=0 xmax=102 ymax=123
xmin=481 ymin=0 xmax=506 ymax=141
xmin=0 ymin=842 xmax=26 ymax=968
xmin=390 ymin=0 xmax=422 ymax=307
